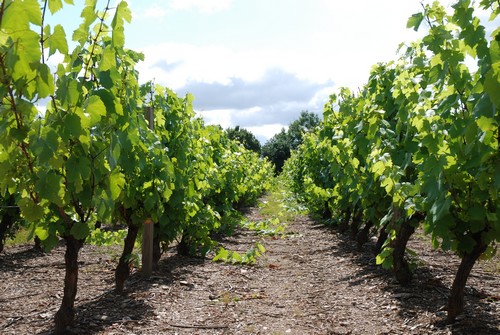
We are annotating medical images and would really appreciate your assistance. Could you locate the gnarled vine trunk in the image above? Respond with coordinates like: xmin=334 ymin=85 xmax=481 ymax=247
xmin=177 ymin=232 xmax=190 ymax=256
xmin=350 ymin=207 xmax=363 ymax=238
xmin=447 ymin=234 xmax=487 ymax=323
xmin=391 ymin=218 xmax=415 ymax=285
xmin=54 ymin=235 xmax=84 ymax=334
xmin=115 ymin=209 xmax=139 ymax=294
xmin=0 ymin=195 xmax=18 ymax=253
xmin=374 ymin=222 xmax=389 ymax=255
xmin=152 ymin=228 xmax=161 ymax=270
xmin=339 ymin=207 xmax=352 ymax=233
xmin=356 ymin=220 xmax=374 ymax=250
xmin=322 ymin=200 xmax=332 ymax=220
xmin=391 ymin=212 xmax=424 ymax=286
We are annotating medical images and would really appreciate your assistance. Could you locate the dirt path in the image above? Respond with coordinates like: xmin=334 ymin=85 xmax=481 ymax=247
xmin=0 ymin=206 xmax=499 ymax=334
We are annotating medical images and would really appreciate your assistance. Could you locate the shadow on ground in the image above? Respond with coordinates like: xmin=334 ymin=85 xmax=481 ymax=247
xmin=313 ymin=219 xmax=500 ymax=335
xmin=37 ymin=249 xmax=207 ymax=335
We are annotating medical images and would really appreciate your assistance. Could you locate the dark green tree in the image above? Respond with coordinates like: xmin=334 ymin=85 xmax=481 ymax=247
xmin=261 ymin=129 xmax=290 ymax=174
xmin=262 ymin=111 xmax=320 ymax=174
xmin=288 ymin=111 xmax=321 ymax=150
xmin=226 ymin=126 xmax=261 ymax=154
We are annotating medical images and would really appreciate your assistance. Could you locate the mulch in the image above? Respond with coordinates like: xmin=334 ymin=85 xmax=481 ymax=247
xmin=0 ymin=207 xmax=498 ymax=334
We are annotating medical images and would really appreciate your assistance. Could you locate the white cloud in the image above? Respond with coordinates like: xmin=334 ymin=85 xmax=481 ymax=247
xmin=134 ymin=0 xmax=497 ymax=143
xmin=136 ymin=43 xmax=338 ymax=90
xmin=170 ymin=0 xmax=232 ymax=13
xmin=131 ymin=0 xmax=232 ymax=19
xmin=246 ymin=124 xmax=288 ymax=143
xmin=141 ymin=3 xmax=168 ymax=18
xmin=195 ymin=108 xmax=285 ymax=143
xmin=196 ymin=109 xmax=233 ymax=129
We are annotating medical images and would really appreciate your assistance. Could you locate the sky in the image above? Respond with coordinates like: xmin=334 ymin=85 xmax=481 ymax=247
xmin=48 ymin=0 xmax=486 ymax=143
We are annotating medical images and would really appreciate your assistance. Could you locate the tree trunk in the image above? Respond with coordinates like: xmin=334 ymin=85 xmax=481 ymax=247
xmin=374 ymin=223 xmax=389 ymax=255
xmin=338 ymin=207 xmax=351 ymax=233
xmin=356 ymin=220 xmax=374 ymax=250
xmin=54 ymin=235 xmax=84 ymax=334
xmin=115 ymin=212 xmax=139 ymax=294
xmin=447 ymin=235 xmax=487 ymax=323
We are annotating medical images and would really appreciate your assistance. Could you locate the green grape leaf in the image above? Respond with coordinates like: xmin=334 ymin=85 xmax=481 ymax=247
xmin=86 ymin=95 xmax=107 ymax=126
xmin=48 ymin=0 xmax=64 ymax=15
xmin=34 ymin=226 xmax=50 ymax=241
xmin=48 ymin=24 xmax=68 ymax=56
xmin=64 ymin=113 xmax=83 ymax=139
xmin=70 ymin=221 xmax=90 ymax=240
xmin=484 ymin=64 xmax=500 ymax=107
xmin=109 ymin=169 xmax=125 ymax=200
xmin=73 ymin=4 xmax=97 ymax=44
xmin=458 ymin=235 xmax=477 ymax=255
xmin=213 ymin=247 xmax=229 ymax=262
xmin=469 ymin=207 xmax=486 ymax=232
xmin=99 ymin=47 xmax=116 ymax=71
xmin=57 ymin=77 xmax=81 ymax=107
xmin=114 ymin=1 xmax=132 ymax=25
xmin=35 ymin=128 xmax=59 ymax=164
xmin=18 ymin=198 xmax=45 ymax=222
xmin=36 ymin=64 xmax=55 ymax=98
xmin=111 ymin=1 xmax=132 ymax=48
xmin=36 ymin=172 xmax=66 ymax=207
xmin=24 ymin=0 xmax=43 ymax=26
xmin=476 ymin=116 xmax=497 ymax=132
xmin=372 ymin=161 xmax=385 ymax=178
xmin=42 ymin=234 xmax=60 ymax=251
xmin=407 ymin=12 xmax=424 ymax=31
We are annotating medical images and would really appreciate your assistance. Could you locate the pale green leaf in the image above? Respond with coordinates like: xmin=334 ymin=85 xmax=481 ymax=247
xmin=34 ymin=226 xmax=50 ymax=240
xmin=48 ymin=0 xmax=64 ymax=14
xmin=18 ymin=198 xmax=45 ymax=222
xmin=85 ymin=95 xmax=107 ymax=126
xmin=99 ymin=47 xmax=116 ymax=71
xmin=477 ymin=116 xmax=497 ymax=132
xmin=48 ymin=24 xmax=68 ymax=56
xmin=109 ymin=169 xmax=125 ymax=200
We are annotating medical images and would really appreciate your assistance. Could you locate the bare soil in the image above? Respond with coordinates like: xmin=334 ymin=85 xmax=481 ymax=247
xmin=0 ymin=207 xmax=499 ymax=335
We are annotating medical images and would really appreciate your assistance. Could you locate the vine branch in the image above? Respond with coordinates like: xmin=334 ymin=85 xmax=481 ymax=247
xmin=40 ymin=0 xmax=48 ymax=64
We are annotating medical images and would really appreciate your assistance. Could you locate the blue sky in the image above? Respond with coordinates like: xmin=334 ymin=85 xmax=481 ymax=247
xmin=48 ymin=0 xmax=485 ymax=142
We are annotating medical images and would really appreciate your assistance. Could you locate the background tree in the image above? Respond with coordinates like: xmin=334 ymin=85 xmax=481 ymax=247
xmin=261 ymin=129 xmax=290 ymax=174
xmin=288 ymin=111 xmax=321 ymax=150
xmin=262 ymin=111 xmax=320 ymax=174
xmin=226 ymin=126 xmax=261 ymax=154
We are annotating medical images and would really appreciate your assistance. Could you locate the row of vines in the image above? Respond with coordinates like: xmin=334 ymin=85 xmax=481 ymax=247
xmin=283 ymin=0 xmax=499 ymax=324
xmin=0 ymin=0 xmax=273 ymax=333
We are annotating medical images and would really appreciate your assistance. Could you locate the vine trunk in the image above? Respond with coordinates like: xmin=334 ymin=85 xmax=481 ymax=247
xmin=54 ymin=235 xmax=84 ymax=334
xmin=447 ymin=234 xmax=487 ymax=322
